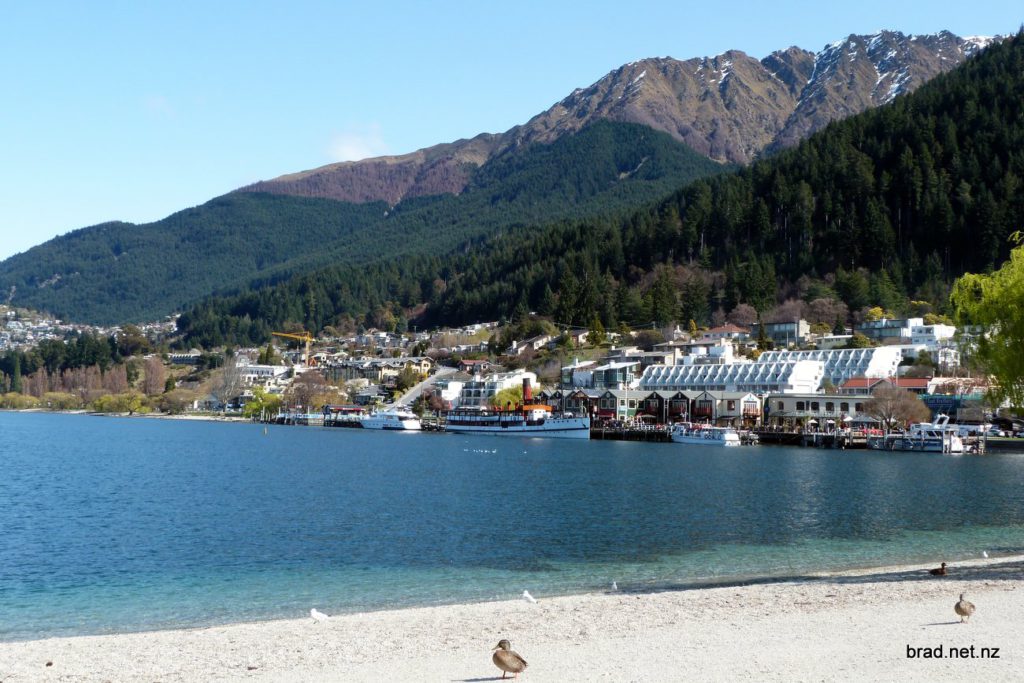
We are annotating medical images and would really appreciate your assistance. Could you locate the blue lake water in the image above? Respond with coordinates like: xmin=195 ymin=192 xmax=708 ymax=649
xmin=2 ymin=410 xmax=1024 ymax=641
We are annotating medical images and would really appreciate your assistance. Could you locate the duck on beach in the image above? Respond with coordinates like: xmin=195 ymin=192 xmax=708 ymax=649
xmin=492 ymin=639 xmax=528 ymax=679
xmin=955 ymin=594 xmax=975 ymax=623
xmin=928 ymin=562 xmax=947 ymax=576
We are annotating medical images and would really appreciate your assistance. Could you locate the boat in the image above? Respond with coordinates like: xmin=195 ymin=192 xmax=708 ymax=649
xmin=443 ymin=405 xmax=591 ymax=439
xmin=866 ymin=414 xmax=964 ymax=453
xmin=361 ymin=406 xmax=422 ymax=431
xmin=670 ymin=423 xmax=742 ymax=447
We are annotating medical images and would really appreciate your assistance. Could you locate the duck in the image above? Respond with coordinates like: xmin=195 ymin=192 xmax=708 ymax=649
xmin=928 ymin=562 xmax=947 ymax=576
xmin=492 ymin=639 xmax=528 ymax=679
xmin=954 ymin=593 xmax=975 ymax=623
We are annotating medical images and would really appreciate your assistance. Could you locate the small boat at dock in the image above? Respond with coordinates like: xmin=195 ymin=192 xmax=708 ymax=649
xmin=670 ymin=423 xmax=742 ymax=447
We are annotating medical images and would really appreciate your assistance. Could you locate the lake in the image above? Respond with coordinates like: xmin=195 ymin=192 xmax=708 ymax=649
xmin=2 ymin=410 xmax=1024 ymax=640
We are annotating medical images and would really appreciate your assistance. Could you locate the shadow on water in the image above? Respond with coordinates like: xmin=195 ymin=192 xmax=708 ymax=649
xmin=613 ymin=559 xmax=1024 ymax=595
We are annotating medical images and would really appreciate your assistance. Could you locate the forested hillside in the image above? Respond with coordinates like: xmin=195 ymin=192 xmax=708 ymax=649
xmin=177 ymin=32 xmax=1024 ymax=346
xmin=0 ymin=122 xmax=726 ymax=324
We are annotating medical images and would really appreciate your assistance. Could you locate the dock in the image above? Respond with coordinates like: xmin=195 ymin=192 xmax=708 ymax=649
xmin=590 ymin=424 xmax=672 ymax=442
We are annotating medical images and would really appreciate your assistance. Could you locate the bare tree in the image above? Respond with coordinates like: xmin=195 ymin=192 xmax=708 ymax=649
xmin=806 ymin=298 xmax=849 ymax=325
xmin=142 ymin=356 xmax=167 ymax=396
xmin=766 ymin=299 xmax=806 ymax=324
xmin=864 ymin=385 xmax=932 ymax=431
xmin=209 ymin=356 xmax=245 ymax=413
xmin=727 ymin=303 xmax=758 ymax=327
xmin=288 ymin=369 xmax=333 ymax=411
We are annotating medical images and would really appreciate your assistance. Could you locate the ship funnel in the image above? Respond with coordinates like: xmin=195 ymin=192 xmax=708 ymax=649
xmin=523 ymin=377 xmax=532 ymax=402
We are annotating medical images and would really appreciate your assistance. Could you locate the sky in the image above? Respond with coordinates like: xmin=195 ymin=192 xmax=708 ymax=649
xmin=0 ymin=1 xmax=1019 ymax=261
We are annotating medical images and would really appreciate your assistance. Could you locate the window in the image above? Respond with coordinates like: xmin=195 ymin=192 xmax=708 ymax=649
xmin=628 ymin=400 xmax=637 ymax=409
xmin=826 ymin=402 xmax=834 ymax=412
xmin=841 ymin=402 xmax=849 ymax=412
xmin=855 ymin=403 xmax=863 ymax=412
xmin=811 ymin=402 xmax=819 ymax=411
xmin=796 ymin=401 xmax=805 ymax=411
xmin=777 ymin=401 xmax=784 ymax=411
xmin=619 ymin=399 xmax=626 ymax=407
xmin=727 ymin=400 xmax=736 ymax=410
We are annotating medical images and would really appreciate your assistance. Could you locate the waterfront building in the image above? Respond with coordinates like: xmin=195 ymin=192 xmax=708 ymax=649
xmin=757 ymin=347 xmax=902 ymax=389
xmin=639 ymin=359 xmax=823 ymax=394
xmin=594 ymin=389 xmax=650 ymax=419
xmin=763 ymin=392 xmax=876 ymax=427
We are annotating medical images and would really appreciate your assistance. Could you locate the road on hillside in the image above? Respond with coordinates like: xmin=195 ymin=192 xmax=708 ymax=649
xmin=394 ymin=366 xmax=457 ymax=407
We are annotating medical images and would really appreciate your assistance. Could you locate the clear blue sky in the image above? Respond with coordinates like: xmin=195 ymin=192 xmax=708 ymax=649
xmin=0 ymin=1 xmax=1019 ymax=261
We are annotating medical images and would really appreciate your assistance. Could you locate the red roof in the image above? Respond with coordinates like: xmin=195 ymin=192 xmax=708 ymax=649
xmin=895 ymin=377 xmax=930 ymax=389
xmin=840 ymin=377 xmax=884 ymax=389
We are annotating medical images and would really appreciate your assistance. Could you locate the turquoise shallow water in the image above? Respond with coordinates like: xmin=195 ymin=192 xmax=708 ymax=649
xmin=2 ymin=411 xmax=1024 ymax=641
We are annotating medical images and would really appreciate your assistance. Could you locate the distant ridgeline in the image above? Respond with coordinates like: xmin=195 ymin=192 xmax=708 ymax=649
xmin=176 ymin=32 xmax=1024 ymax=347
xmin=0 ymin=122 xmax=727 ymax=326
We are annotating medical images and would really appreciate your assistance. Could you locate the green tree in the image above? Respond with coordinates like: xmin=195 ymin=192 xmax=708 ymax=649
xmin=587 ymin=316 xmax=607 ymax=346
xmin=490 ymin=386 xmax=525 ymax=409
xmin=951 ymin=243 xmax=1024 ymax=407
xmin=242 ymin=385 xmax=283 ymax=419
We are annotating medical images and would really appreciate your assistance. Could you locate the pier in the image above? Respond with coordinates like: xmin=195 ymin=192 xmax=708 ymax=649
xmin=590 ymin=424 xmax=672 ymax=442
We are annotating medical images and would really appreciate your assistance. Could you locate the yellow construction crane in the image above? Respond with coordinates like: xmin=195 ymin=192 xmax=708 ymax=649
xmin=272 ymin=330 xmax=316 ymax=367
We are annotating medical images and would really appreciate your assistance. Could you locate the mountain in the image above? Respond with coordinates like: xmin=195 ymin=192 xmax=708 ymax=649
xmin=241 ymin=30 xmax=996 ymax=205
xmin=0 ymin=29 xmax=1002 ymax=325
xmin=0 ymin=122 xmax=727 ymax=324
xmin=176 ymin=31 xmax=1024 ymax=345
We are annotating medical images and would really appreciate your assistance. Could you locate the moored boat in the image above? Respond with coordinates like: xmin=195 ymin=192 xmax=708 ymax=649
xmin=866 ymin=414 xmax=963 ymax=453
xmin=671 ymin=423 xmax=742 ymax=446
xmin=444 ymin=405 xmax=591 ymax=439
xmin=361 ymin=406 xmax=421 ymax=431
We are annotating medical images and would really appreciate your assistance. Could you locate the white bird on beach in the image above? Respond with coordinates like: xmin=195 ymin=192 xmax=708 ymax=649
xmin=982 ymin=551 xmax=989 ymax=558
xmin=611 ymin=581 xmax=618 ymax=591
xmin=522 ymin=590 xmax=537 ymax=604
xmin=310 ymin=608 xmax=330 ymax=622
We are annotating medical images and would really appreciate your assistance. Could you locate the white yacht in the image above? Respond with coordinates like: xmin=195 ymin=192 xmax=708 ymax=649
xmin=361 ymin=406 xmax=421 ymax=431
xmin=671 ymin=423 xmax=742 ymax=447
xmin=868 ymin=414 xmax=963 ymax=453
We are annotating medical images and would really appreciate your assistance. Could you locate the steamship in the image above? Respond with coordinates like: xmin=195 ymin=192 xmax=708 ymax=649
xmin=443 ymin=377 xmax=591 ymax=439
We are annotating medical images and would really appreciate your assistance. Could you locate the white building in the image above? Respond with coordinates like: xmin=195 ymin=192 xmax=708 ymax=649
xmin=910 ymin=324 xmax=957 ymax=346
xmin=236 ymin=359 xmax=290 ymax=385
xmin=757 ymin=347 xmax=902 ymax=389
xmin=640 ymin=359 xmax=824 ymax=394
xmin=429 ymin=378 xmax=466 ymax=408
xmin=457 ymin=369 xmax=537 ymax=408
xmin=561 ymin=358 xmax=596 ymax=388
xmin=858 ymin=317 xmax=923 ymax=343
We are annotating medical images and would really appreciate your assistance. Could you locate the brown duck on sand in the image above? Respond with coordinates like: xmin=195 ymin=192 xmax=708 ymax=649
xmin=929 ymin=562 xmax=947 ymax=576
xmin=492 ymin=639 xmax=528 ymax=679
xmin=955 ymin=593 xmax=976 ymax=623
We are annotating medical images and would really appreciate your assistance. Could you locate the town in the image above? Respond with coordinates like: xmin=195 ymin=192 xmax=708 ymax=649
xmin=5 ymin=301 xmax=1011 ymax=451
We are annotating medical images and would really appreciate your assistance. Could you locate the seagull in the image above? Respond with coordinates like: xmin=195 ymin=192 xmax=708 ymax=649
xmin=612 ymin=581 xmax=618 ymax=591
xmin=521 ymin=590 xmax=537 ymax=604
xmin=310 ymin=608 xmax=330 ymax=622
xmin=492 ymin=639 xmax=528 ymax=679
xmin=954 ymin=594 xmax=975 ymax=623
xmin=982 ymin=551 xmax=989 ymax=558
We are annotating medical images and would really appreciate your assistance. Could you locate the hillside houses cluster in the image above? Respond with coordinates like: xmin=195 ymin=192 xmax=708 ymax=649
xmin=0 ymin=306 xmax=177 ymax=352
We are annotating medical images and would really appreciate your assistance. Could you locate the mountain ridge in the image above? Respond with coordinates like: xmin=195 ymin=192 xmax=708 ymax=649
xmin=240 ymin=30 xmax=999 ymax=204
